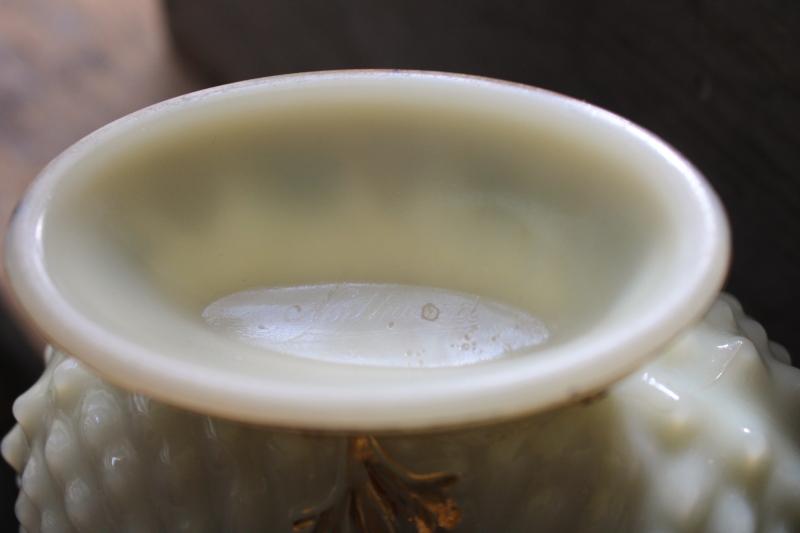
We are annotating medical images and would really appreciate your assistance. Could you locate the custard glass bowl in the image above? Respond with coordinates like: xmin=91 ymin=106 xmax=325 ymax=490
xmin=4 ymin=71 xmax=729 ymax=432
xmin=5 ymin=72 xmax=800 ymax=533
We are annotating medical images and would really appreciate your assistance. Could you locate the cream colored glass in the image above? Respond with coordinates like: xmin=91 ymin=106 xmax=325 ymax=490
xmin=4 ymin=72 xmax=797 ymax=532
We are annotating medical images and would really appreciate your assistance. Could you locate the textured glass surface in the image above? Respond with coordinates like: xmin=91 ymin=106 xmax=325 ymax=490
xmin=4 ymin=295 xmax=799 ymax=532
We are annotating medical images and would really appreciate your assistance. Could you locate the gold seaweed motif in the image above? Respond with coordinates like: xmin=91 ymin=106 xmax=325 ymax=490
xmin=293 ymin=436 xmax=461 ymax=532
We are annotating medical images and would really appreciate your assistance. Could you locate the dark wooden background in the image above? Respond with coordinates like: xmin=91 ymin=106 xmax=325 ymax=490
xmin=2 ymin=0 xmax=798 ymax=529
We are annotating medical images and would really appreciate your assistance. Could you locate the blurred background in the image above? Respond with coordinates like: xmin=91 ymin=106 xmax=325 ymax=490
xmin=1 ymin=0 xmax=798 ymax=528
